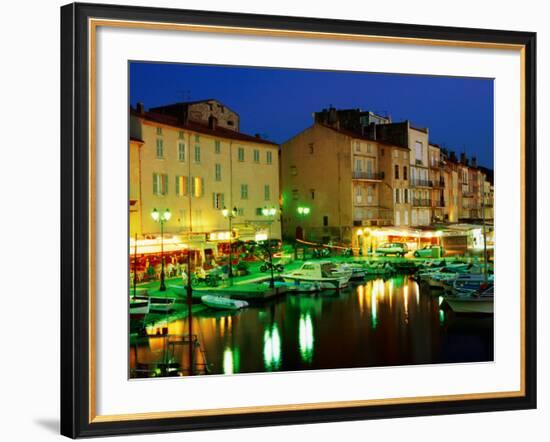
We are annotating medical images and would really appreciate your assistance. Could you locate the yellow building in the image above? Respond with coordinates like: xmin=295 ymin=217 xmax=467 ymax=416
xmin=129 ymin=105 xmax=281 ymax=254
xmin=428 ymin=144 xmax=445 ymax=222
xmin=280 ymin=123 xmax=410 ymax=249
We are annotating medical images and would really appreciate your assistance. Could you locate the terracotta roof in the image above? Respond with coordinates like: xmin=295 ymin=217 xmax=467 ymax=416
xmin=131 ymin=108 xmax=278 ymax=147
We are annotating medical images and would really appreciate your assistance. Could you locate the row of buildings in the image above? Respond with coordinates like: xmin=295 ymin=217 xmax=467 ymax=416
xmin=129 ymin=100 xmax=493 ymax=257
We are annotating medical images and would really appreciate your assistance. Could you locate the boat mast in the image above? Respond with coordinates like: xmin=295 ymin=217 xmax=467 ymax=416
xmin=482 ymin=186 xmax=488 ymax=284
xmin=133 ymin=233 xmax=138 ymax=298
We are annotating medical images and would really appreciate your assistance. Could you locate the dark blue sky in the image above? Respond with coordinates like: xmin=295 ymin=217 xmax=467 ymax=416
xmin=130 ymin=62 xmax=494 ymax=168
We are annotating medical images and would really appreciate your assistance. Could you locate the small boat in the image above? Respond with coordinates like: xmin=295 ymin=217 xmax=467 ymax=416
xmin=445 ymin=285 xmax=494 ymax=314
xmin=148 ymin=296 xmax=178 ymax=313
xmin=281 ymin=261 xmax=352 ymax=290
xmin=340 ymin=263 xmax=367 ymax=280
xmin=201 ymin=295 xmax=249 ymax=310
xmin=445 ymin=273 xmax=494 ymax=294
xmin=260 ymin=280 xmax=321 ymax=293
xmin=363 ymin=261 xmax=396 ymax=275
xmin=130 ymin=295 xmax=150 ymax=319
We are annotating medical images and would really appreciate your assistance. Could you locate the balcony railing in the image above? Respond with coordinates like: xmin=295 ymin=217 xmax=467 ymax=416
xmin=410 ymin=178 xmax=433 ymax=187
xmin=412 ymin=198 xmax=431 ymax=207
xmin=352 ymin=171 xmax=384 ymax=181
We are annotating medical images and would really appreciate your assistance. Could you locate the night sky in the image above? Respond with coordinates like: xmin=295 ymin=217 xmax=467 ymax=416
xmin=130 ymin=62 xmax=494 ymax=168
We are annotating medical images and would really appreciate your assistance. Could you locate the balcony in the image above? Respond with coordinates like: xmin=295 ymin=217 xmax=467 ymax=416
xmin=352 ymin=171 xmax=384 ymax=181
xmin=412 ymin=198 xmax=431 ymax=207
xmin=410 ymin=178 xmax=433 ymax=187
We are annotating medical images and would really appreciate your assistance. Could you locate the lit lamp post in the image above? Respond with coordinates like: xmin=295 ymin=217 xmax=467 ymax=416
xmin=222 ymin=206 xmax=237 ymax=279
xmin=356 ymin=229 xmax=363 ymax=256
xmin=295 ymin=206 xmax=311 ymax=259
xmin=261 ymin=206 xmax=278 ymax=289
xmin=151 ymin=208 xmax=171 ymax=291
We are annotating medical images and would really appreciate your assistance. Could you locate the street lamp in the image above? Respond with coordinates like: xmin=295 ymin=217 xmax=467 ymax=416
xmin=261 ymin=206 xmax=278 ymax=289
xmin=222 ymin=206 xmax=237 ymax=279
xmin=151 ymin=208 xmax=171 ymax=291
xmin=295 ymin=206 xmax=311 ymax=260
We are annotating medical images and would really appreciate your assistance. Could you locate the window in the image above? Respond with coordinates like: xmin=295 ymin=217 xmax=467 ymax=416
xmin=323 ymin=216 xmax=329 ymax=226
xmin=152 ymin=173 xmax=168 ymax=196
xmin=308 ymin=143 xmax=314 ymax=154
xmin=177 ymin=141 xmax=186 ymax=162
xmin=191 ymin=177 xmax=204 ymax=197
xmin=404 ymin=189 xmax=409 ymax=203
xmin=156 ymin=138 xmax=164 ymax=159
xmin=215 ymin=163 xmax=221 ymax=181
xmin=237 ymin=208 xmax=244 ymax=216
xmin=253 ymin=149 xmax=260 ymax=163
xmin=403 ymin=166 xmax=408 ymax=180
xmin=395 ymin=188 xmax=400 ymax=203
xmin=238 ymin=147 xmax=245 ymax=162
xmin=212 ymin=192 xmax=225 ymax=209
xmin=367 ymin=144 xmax=372 ymax=154
xmin=367 ymin=186 xmax=373 ymax=204
xmin=175 ymin=175 xmax=188 ymax=196
xmin=310 ymin=189 xmax=315 ymax=200
xmin=292 ymin=189 xmax=299 ymax=200
xmin=156 ymin=127 xmax=162 ymax=135
xmin=366 ymin=160 xmax=373 ymax=176
xmin=194 ymin=145 xmax=201 ymax=163
xmin=404 ymin=211 xmax=409 ymax=225
xmin=394 ymin=164 xmax=399 ymax=179
xmin=214 ymin=140 xmax=221 ymax=154
xmin=241 ymin=184 xmax=249 ymax=199
xmin=178 ymin=130 xmax=184 ymax=139
xmin=264 ymin=184 xmax=270 ymax=201
xmin=355 ymin=141 xmax=361 ymax=152
xmin=290 ymin=165 xmax=297 ymax=176
xmin=393 ymin=150 xmax=398 ymax=158
xmin=355 ymin=186 xmax=362 ymax=204
xmin=195 ymin=134 xmax=200 ymax=143
xmin=415 ymin=141 xmax=423 ymax=161
xmin=267 ymin=151 xmax=273 ymax=164
xmin=355 ymin=159 xmax=362 ymax=172
xmin=395 ymin=211 xmax=401 ymax=226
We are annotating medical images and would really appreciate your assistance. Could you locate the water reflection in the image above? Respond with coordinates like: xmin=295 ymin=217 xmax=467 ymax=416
xmin=130 ymin=275 xmax=493 ymax=377
xmin=299 ymin=313 xmax=314 ymax=363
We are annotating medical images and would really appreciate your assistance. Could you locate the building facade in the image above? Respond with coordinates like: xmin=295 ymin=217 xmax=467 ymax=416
xmin=280 ymin=123 xmax=411 ymax=249
xmin=129 ymin=104 xmax=281 ymax=255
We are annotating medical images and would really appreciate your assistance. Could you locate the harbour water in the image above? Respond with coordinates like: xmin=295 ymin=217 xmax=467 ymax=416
xmin=130 ymin=275 xmax=493 ymax=377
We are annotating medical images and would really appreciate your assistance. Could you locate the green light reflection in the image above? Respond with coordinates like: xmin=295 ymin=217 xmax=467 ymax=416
xmin=263 ymin=324 xmax=282 ymax=370
xmin=299 ymin=313 xmax=314 ymax=363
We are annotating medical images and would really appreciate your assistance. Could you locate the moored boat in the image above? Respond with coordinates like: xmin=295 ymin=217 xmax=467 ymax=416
xmin=130 ymin=295 xmax=150 ymax=319
xmin=444 ymin=285 xmax=494 ymax=314
xmin=281 ymin=261 xmax=352 ymax=289
xmin=201 ymin=295 xmax=249 ymax=310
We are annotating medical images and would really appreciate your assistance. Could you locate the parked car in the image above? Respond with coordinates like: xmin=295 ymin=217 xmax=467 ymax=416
xmin=375 ymin=242 xmax=408 ymax=257
xmin=413 ymin=245 xmax=445 ymax=258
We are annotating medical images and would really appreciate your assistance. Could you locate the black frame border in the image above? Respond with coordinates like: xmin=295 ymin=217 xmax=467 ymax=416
xmin=60 ymin=2 xmax=537 ymax=438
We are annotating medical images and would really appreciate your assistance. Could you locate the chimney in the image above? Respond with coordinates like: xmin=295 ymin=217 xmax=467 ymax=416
xmin=136 ymin=102 xmax=145 ymax=115
xmin=460 ymin=152 xmax=467 ymax=164
xmin=450 ymin=151 xmax=457 ymax=162
xmin=367 ymin=122 xmax=377 ymax=140
xmin=471 ymin=156 xmax=477 ymax=168
xmin=208 ymin=115 xmax=217 ymax=130
xmin=255 ymin=133 xmax=261 ymax=139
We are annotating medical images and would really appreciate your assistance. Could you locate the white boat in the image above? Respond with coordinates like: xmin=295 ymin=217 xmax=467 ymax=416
xmin=363 ymin=261 xmax=396 ymax=275
xmin=445 ymin=286 xmax=494 ymax=314
xmin=148 ymin=296 xmax=177 ymax=313
xmin=130 ymin=295 xmax=150 ymax=319
xmin=261 ymin=280 xmax=321 ymax=293
xmin=281 ymin=261 xmax=352 ymax=289
xmin=201 ymin=295 xmax=248 ymax=310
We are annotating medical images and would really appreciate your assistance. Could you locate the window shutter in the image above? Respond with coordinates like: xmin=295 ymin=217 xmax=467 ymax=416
xmin=221 ymin=193 xmax=225 ymax=208
xmin=163 ymin=174 xmax=168 ymax=195
xmin=212 ymin=192 xmax=216 ymax=208
xmin=201 ymin=177 xmax=205 ymax=197
xmin=153 ymin=173 xmax=158 ymax=195
xmin=175 ymin=176 xmax=179 ymax=196
xmin=191 ymin=176 xmax=195 ymax=196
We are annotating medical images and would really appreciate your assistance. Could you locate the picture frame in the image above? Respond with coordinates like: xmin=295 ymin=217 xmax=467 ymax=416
xmin=60 ymin=2 xmax=537 ymax=438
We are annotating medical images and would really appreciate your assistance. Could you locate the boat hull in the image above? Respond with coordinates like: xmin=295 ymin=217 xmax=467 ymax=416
xmin=445 ymin=297 xmax=493 ymax=314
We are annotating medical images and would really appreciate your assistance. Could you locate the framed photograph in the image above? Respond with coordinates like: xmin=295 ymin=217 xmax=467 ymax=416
xmin=60 ymin=2 xmax=536 ymax=438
